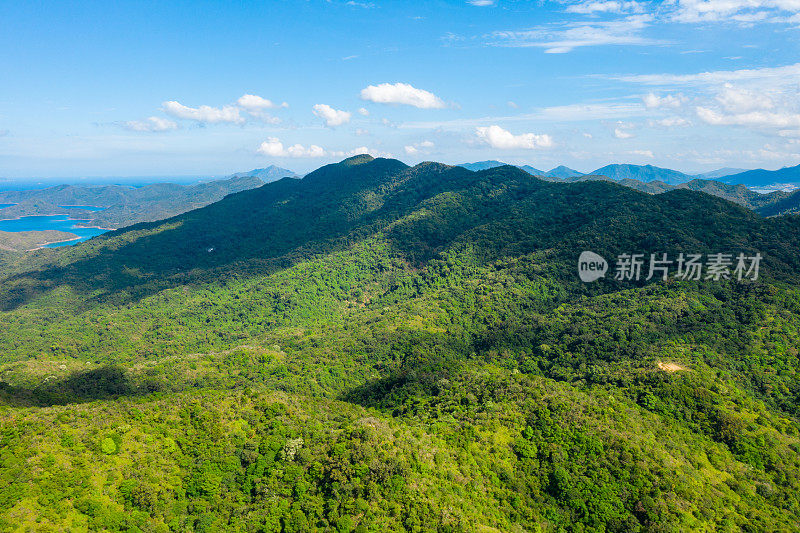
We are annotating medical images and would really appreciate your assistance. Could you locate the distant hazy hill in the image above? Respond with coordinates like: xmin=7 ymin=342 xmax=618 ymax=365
xmin=545 ymin=165 xmax=583 ymax=178
xmin=229 ymin=165 xmax=297 ymax=182
xmin=536 ymin=173 xmax=790 ymax=211
xmin=457 ymin=160 xmax=508 ymax=171
xmin=757 ymin=188 xmax=800 ymax=216
xmin=676 ymin=179 xmax=789 ymax=209
xmin=720 ymin=163 xmax=800 ymax=187
xmin=694 ymin=167 xmax=748 ymax=180
xmin=517 ymin=164 xmax=545 ymax=175
xmin=591 ymin=164 xmax=693 ymax=185
xmin=0 ymin=175 xmax=264 ymax=229
xmin=460 ymin=162 xmax=599 ymax=179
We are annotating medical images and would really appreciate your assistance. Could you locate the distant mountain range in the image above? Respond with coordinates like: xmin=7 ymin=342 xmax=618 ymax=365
xmin=460 ymin=161 xmax=800 ymax=189
xmin=458 ymin=161 xmax=581 ymax=178
xmin=459 ymin=161 xmax=798 ymax=215
xmin=718 ymin=164 xmax=800 ymax=188
xmin=694 ymin=168 xmax=748 ymax=180
xmin=0 ymin=174 xmax=270 ymax=229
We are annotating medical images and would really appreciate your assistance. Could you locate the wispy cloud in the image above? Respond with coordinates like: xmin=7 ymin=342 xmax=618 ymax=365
xmin=122 ymin=117 xmax=178 ymax=132
xmin=487 ymin=15 xmax=663 ymax=53
xmin=565 ymin=1 xmax=645 ymax=15
xmin=669 ymin=0 xmax=800 ymax=23
xmin=696 ymin=108 xmax=800 ymax=128
xmin=398 ymin=102 xmax=646 ymax=130
xmin=616 ymin=63 xmax=800 ymax=87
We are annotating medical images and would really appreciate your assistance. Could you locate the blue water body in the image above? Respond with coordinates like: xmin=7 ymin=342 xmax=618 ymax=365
xmin=0 ymin=215 xmax=109 ymax=247
xmin=0 ymin=204 xmax=12 ymax=209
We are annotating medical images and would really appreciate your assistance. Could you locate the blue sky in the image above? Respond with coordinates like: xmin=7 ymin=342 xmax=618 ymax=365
xmin=1 ymin=0 xmax=800 ymax=179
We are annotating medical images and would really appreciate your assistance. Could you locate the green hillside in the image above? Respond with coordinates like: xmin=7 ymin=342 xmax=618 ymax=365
xmin=1 ymin=156 xmax=800 ymax=531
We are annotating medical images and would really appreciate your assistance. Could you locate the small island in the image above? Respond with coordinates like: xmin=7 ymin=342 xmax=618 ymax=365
xmin=0 ymin=230 xmax=80 ymax=251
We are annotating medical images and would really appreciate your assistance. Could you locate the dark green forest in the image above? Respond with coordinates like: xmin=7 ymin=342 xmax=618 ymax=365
xmin=1 ymin=155 xmax=800 ymax=531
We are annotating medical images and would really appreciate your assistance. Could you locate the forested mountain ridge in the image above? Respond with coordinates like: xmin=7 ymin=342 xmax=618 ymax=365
xmin=1 ymin=156 xmax=800 ymax=531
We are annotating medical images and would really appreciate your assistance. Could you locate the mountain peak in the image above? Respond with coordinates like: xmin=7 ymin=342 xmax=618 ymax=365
xmin=229 ymin=166 xmax=297 ymax=182
xmin=340 ymin=154 xmax=375 ymax=166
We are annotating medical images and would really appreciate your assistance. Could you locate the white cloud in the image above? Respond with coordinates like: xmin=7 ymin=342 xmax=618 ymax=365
xmin=489 ymin=15 xmax=662 ymax=53
xmin=614 ymin=128 xmax=634 ymax=138
xmin=237 ymin=94 xmax=287 ymax=110
xmin=360 ymin=82 xmax=446 ymax=109
xmin=162 ymin=101 xmax=244 ymax=124
xmin=468 ymin=0 xmax=496 ymax=5
xmin=669 ymin=0 xmax=800 ymax=23
xmin=122 ymin=116 xmax=178 ymax=132
xmin=312 ymin=104 xmax=352 ymax=127
xmin=715 ymin=83 xmax=774 ymax=113
xmin=355 ymin=128 xmax=370 ymax=135
xmin=541 ymin=102 xmax=646 ymax=120
xmin=476 ymin=125 xmax=553 ymax=149
xmin=257 ymin=137 xmax=326 ymax=158
xmin=652 ymin=117 xmax=691 ymax=127
xmin=565 ymin=1 xmax=644 ymax=14
xmin=404 ymin=140 xmax=435 ymax=155
xmin=696 ymin=107 xmax=800 ymax=128
xmin=236 ymin=94 xmax=287 ymax=124
xmin=257 ymin=138 xmax=389 ymax=159
xmin=629 ymin=149 xmax=654 ymax=157
xmin=331 ymin=146 xmax=393 ymax=158
xmin=507 ymin=101 xmax=519 ymax=109
xmin=358 ymin=107 xmax=370 ymax=116
xmin=643 ymin=92 xmax=686 ymax=109
xmin=617 ymin=63 xmax=800 ymax=87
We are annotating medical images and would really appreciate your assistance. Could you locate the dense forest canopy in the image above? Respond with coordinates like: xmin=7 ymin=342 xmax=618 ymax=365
xmin=1 ymin=155 xmax=800 ymax=531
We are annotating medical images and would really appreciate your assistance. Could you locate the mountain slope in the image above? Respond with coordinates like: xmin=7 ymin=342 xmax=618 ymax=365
xmin=721 ymin=163 xmax=800 ymax=187
xmin=758 ymin=188 xmax=800 ymax=216
xmin=591 ymin=163 xmax=693 ymax=185
xmin=695 ymin=167 xmax=748 ymax=180
xmin=545 ymin=165 xmax=584 ymax=178
xmin=518 ymin=164 xmax=545 ymax=175
xmin=229 ymin=165 xmax=298 ymax=181
xmin=1 ymin=157 xmax=800 ymax=531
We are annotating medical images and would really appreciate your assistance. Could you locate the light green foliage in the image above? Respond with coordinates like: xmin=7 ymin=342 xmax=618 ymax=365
xmin=1 ymin=157 xmax=799 ymax=530
xmin=101 ymin=437 xmax=117 ymax=455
